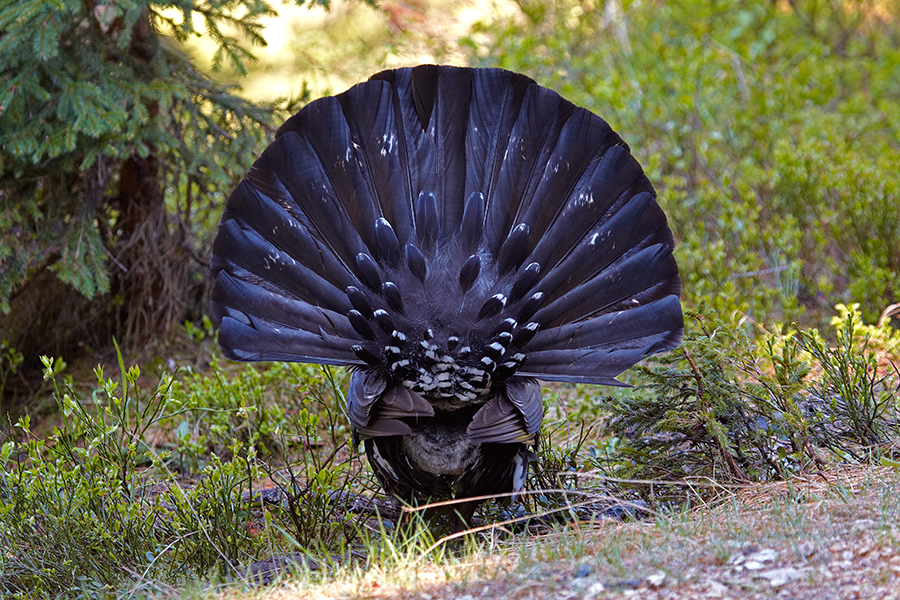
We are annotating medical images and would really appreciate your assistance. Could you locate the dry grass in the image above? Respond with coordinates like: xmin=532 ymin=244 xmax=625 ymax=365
xmin=214 ymin=464 xmax=900 ymax=600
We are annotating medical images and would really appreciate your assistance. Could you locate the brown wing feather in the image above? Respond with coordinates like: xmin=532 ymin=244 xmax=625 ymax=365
xmin=466 ymin=395 xmax=535 ymax=443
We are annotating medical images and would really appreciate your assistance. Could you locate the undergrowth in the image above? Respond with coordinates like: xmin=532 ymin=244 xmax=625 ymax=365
xmin=1 ymin=305 xmax=898 ymax=597
xmin=602 ymin=303 xmax=900 ymax=504
xmin=0 ymin=346 xmax=371 ymax=598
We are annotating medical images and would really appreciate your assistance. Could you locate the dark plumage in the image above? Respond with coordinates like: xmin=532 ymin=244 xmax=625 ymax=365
xmin=210 ymin=65 xmax=683 ymax=525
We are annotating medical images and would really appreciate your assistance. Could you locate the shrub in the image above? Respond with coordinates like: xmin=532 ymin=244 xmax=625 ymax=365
xmin=604 ymin=304 xmax=899 ymax=504
xmin=0 ymin=349 xmax=364 ymax=596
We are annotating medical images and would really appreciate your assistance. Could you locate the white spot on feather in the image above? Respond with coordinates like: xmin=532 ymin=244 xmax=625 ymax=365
xmin=574 ymin=191 xmax=594 ymax=207
xmin=370 ymin=443 xmax=398 ymax=478
xmin=380 ymin=132 xmax=396 ymax=157
xmin=510 ymin=449 xmax=528 ymax=500
xmin=487 ymin=342 xmax=506 ymax=356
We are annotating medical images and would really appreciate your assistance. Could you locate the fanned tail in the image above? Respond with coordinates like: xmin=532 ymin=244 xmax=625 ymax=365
xmin=210 ymin=65 xmax=683 ymax=386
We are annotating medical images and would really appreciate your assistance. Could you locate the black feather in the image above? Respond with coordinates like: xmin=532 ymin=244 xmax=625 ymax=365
xmin=516 ymin=292 xmax=545 ymax=322
xmin=478 ymin=293 xmax=507 ymax=320
xmin=373 ymin=309 xmax=394 ymax=334
xmin=509 ymin=262 xmax=541 ymax=302
xmin=533 ymin=243 xmax=680 ymax=328
xmin=356 ymin=252 xmax=382 ymax=290
xmin=353 ymin=345 xmax=381 ymax=366
xmin=415 ymin=190 xmax=439 ymax=250
xmin=496 ymin=223 xmax=530 ymax=276
xmin=512 ymin=321 xmax=539 ymax=346
xmin=348 ymin=310 xmax=375 ymax=340
xmin=215 ymin=180 xmax=355 ymax=293
xmin=382 ymin=281 xmax=404 ymax=313
xmin=491 ymin=318 xmax=517 ymax=336
xmin=459 ymin=191 xmax=485 ymax=253
xmin=336 ymin=83 xmax=415 ymax=246
xmin=405 ymin=243 xmax=427 ymax=282
xmin=458 ymin=255 xmax=481 ymax=293
xmin=346 ymin=285 xmax=373 ymax=317
xmin=375 ymin=218 xmax=401 ymax=265
xmin=212 ymin=215 xmax=350 ymax=313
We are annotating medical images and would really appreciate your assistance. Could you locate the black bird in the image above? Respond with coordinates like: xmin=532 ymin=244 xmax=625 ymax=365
xmin=210 ymin=65 xmax=683 ymax=525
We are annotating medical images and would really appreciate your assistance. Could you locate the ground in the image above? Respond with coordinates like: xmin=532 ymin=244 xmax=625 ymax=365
xmin=244 ymin=465 xmax=899 ymax=600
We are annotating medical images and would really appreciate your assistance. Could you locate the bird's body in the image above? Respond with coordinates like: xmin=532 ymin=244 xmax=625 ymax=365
xmin=210 ymin=65 xmax=683 ymax=523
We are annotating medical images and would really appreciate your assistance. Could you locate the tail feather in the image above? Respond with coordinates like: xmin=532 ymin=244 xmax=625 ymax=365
xmin=212 ymin=211 xmax=351 ymax=312
xmin=211 ymin=65 xmax=683 ymax=382
xmin=528 ymin=294 xmax=683 ymax=353
xmin=267 ymin=103 xmax=379 ymax=265
xmin=482 ymin=83 xmax=568 ymax=256
xmin=246 ymin=139 xmax=367 ymax=280
xmin=524 ymin=145 xmax=648 ymax=277
xmin=372 ymin=65 xmax=473 ymax=240
xmin=512 ymin=106 xmax=619 ymax=252
xmin=213 ymin=281 xmax=361 ymax=365
xmin=530 ymin=191 xmax=669 ymax=309
xmin=336 ymin=80 xmax=416 ymax=246
xmin=533 ymin=243 xmax=680 ymax=328
xmin=464 ymin=70 xmax=532 ymax=214
xmin=216 ymin=181 xmax=354 ymax=290
xmin=521 ymin=295 xmax=682 ymax=383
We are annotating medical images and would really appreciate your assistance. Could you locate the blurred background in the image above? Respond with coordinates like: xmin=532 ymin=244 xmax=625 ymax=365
xmin=2 ymin=0 xmax=899 ymax=395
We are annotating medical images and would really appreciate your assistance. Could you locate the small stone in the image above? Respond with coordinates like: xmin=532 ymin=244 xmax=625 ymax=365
xmin=647 ymin=571 xmax=666 ymax=587
xmin=758 ymin=567 xmax=805 ymax=587
xmin=706 ymin=581 xmax=728 ymax=597
xmin=797 ymin=541 xmax=815 ymax=558
xmin=586 ymin=581 xmax=605 ymax=597
xmin=747 ymin=549 xmax=779 ymax=563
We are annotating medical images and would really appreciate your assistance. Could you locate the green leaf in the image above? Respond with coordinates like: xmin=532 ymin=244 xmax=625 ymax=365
xmin=881 ymin=457 xmax=900 ymax=470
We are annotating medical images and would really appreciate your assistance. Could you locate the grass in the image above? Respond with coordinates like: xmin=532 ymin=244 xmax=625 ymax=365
xmin=1 ymin=304 xmax=898 ymax=598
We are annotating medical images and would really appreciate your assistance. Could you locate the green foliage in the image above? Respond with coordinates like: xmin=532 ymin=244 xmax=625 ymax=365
xmin=797 ymin=304 xmax=900 ymax=456
xmin=0 ymin=349 xmax=364 ymax=597
xmin=0 ymin=340 xmax=24 ymax=396
xmin=0 ymin=0 xmax=289 ymax=348
xmin=160 ymin=450 xmax=263 ymax=577
xmin=0 ymin=351 xmax=180 ymax=594
xmin=160 ymin=359 xmax=366 ymax=551
xmin=605 ymin=308 xmax=812 ymax=498
xmin=164 ymin=360 xmax=350 ymax=464
xmin=604 ymin=304 xmax=899 ymax=504
xmin=468 ymin=0 xmax=900 ymax=326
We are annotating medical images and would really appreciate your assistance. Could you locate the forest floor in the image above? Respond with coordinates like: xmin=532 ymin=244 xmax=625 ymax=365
xmin=238 ymin=464 xmax=899 ymax=600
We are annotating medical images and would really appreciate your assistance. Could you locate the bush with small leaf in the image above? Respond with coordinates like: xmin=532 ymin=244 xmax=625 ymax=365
xmin=603 ymin=304 xmax=899 ymax=505
xmin=0 ymin=348 xmax=367 ymax=597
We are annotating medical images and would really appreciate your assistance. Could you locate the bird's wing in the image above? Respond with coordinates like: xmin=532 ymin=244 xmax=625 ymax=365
xmin=347 ymin=371 xmax=434 ymax=439
xmin=466 ymin=378 xmax=542 ymax=444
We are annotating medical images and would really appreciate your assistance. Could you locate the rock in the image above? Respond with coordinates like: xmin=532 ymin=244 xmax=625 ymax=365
xmin=757 ymin=567 xmax=806 ymax=587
